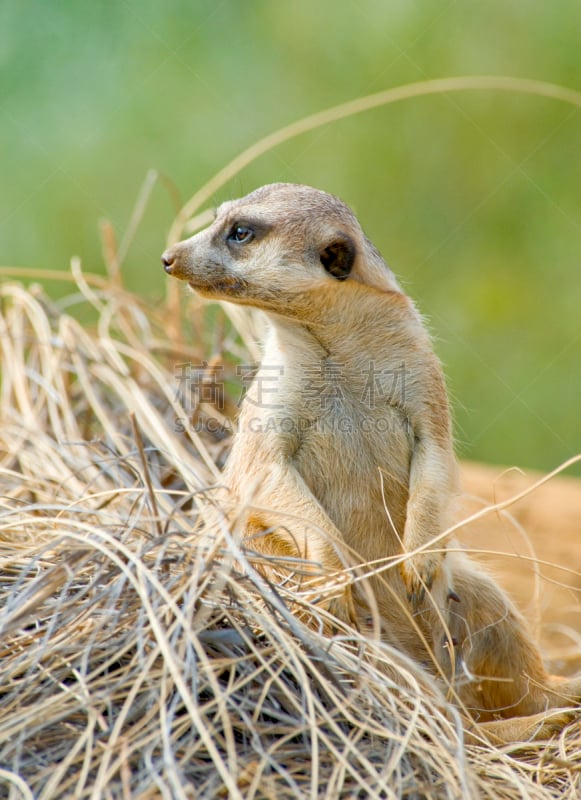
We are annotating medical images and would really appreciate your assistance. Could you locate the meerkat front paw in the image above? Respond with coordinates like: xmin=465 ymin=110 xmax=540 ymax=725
xmin=399 ymin=551 xmax=442 ymax=610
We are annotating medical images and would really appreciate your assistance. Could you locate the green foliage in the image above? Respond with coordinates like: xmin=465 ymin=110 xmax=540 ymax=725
xmin=1 ymin=0 xmax=580 ymax=473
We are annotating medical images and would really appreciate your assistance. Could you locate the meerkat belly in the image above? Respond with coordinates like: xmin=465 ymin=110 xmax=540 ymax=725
xmin=293 ymin=404 xmax=413 ymax=562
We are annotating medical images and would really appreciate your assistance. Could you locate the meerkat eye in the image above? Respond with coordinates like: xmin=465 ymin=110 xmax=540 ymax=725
xmin=227 ymin=224 xmax=254 ymax=244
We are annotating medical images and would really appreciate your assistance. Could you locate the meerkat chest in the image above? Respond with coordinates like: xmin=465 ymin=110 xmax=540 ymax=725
xmin=287 ymin=359 xmax=415 ymax=547
xmin=232 ymin=357 xmax=414 ymax=557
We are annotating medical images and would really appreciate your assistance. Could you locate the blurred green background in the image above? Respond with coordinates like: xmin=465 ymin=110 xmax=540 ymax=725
xmin=1 ymin=0 xmax=580 ymax=474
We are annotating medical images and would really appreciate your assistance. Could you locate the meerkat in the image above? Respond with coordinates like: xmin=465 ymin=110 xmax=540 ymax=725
xmin=162 ymin=182 xmax=581 ymax=742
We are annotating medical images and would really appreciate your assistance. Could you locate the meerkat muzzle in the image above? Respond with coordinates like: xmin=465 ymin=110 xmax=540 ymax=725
xmin=161 ymin=245 xmax=193 ymax=281
xmin=161 ymin=247 xmax=178 ymax=274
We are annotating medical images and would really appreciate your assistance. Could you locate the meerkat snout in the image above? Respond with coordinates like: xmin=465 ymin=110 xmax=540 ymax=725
xmin=161 ymin=249 xmax=175 ymax=272
xmin=162 ymin=243 xmax=186 ymax=275
xmin=161 ymin=243 xmax=192 ymax=280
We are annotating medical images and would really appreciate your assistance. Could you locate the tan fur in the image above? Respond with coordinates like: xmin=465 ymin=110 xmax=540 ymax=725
xmin=162 ymin=183 xmax=581 ymax=743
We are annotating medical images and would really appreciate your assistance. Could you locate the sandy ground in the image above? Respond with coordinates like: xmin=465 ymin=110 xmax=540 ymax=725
xmin=459 ymin=462 xmax=581 ymax=675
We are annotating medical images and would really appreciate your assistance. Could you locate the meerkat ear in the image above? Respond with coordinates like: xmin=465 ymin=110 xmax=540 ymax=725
xmin=319 ymin=235 xmax=355 ymax=281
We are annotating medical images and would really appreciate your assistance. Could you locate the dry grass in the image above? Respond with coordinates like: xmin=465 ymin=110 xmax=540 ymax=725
xmin=2 ymin=76 xmax=581 ymax=799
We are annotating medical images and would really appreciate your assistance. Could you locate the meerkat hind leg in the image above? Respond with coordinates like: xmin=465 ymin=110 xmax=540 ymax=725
xmin=450 ymin=559 xmax=581 ymax=740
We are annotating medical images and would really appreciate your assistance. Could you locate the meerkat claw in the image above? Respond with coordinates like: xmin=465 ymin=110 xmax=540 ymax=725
xmin=400 ymin=556 xmax=438 ymax=610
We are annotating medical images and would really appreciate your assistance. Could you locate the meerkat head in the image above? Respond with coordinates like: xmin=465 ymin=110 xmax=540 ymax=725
xmin=162 ymin=183 xmax=401 ymax=317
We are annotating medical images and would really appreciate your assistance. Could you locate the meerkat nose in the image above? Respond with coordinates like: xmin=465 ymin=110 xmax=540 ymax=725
xmin=161 ymin=248 xmax=177 ymax=273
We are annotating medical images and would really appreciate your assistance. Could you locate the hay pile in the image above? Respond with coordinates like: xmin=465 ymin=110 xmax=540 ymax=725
xmin=0 ymin=267 xmax=579 ymax=800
